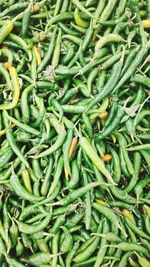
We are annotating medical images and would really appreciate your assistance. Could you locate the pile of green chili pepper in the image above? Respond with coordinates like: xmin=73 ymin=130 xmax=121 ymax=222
xmin=0 ymin=0 xmax=150 ymax=266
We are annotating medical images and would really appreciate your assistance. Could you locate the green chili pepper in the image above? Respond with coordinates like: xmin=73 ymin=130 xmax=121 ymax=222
xmin=10 ymin=173 xmax=44 ymax=202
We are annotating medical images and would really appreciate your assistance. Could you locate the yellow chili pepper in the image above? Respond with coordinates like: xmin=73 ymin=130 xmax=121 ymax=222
xmin=136 ymin=253 xmax=150 ymax=267
xmin=64 ymin=167 xmax=69 ymax=180
xmin=22 ymin=169 xmax=32 ymax=193
xmin=0 ymin=20 xmax=13 ymax=43
xmin=0 ymin=66 xmax=20 ymax=110
xmin=104 ymin=27 xmax=112 ymax=35
xmin=33 ymin=3 xmax=40 ymax=13
xmin=122 ymin=209 xmax=136 ymax=224
xmin=0 ymin=124 xmax=15 ymax=137
xmin=74 ymin=8 xmax=89 ymax=28
xmin=96 ymin=199 xmax=107 ymax=206
xmin=142 ymin=19 xmax=150 ymax=29
xmin=100 ymin=118 xmax=105 ymax=126
xmin=4 ymin=62 xmax=11 ymax=70
xmin=111 ymin=134 xmax=116 ymax=143
xmin=102 ymin=154 xmax=112 ymax=162
xmin=33 ymin=46 xmax=41 ymax=65
xmin=99 ymin=111 xmax=108 ymax=119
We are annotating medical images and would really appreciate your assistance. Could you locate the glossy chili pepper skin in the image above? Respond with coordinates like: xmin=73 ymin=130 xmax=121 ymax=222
xmin=0 ymin=67 xmax=20 ymax=110
xmin=0 ymin=0 xmax=149 ymax=265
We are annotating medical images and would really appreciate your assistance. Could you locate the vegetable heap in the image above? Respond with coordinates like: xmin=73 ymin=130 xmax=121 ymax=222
xmin=0 ymin=0 xmax=150 ymax=266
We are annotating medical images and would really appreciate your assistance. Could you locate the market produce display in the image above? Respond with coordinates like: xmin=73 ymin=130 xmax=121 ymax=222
xmin=0 ymin=0 xmax=150 ymax=266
